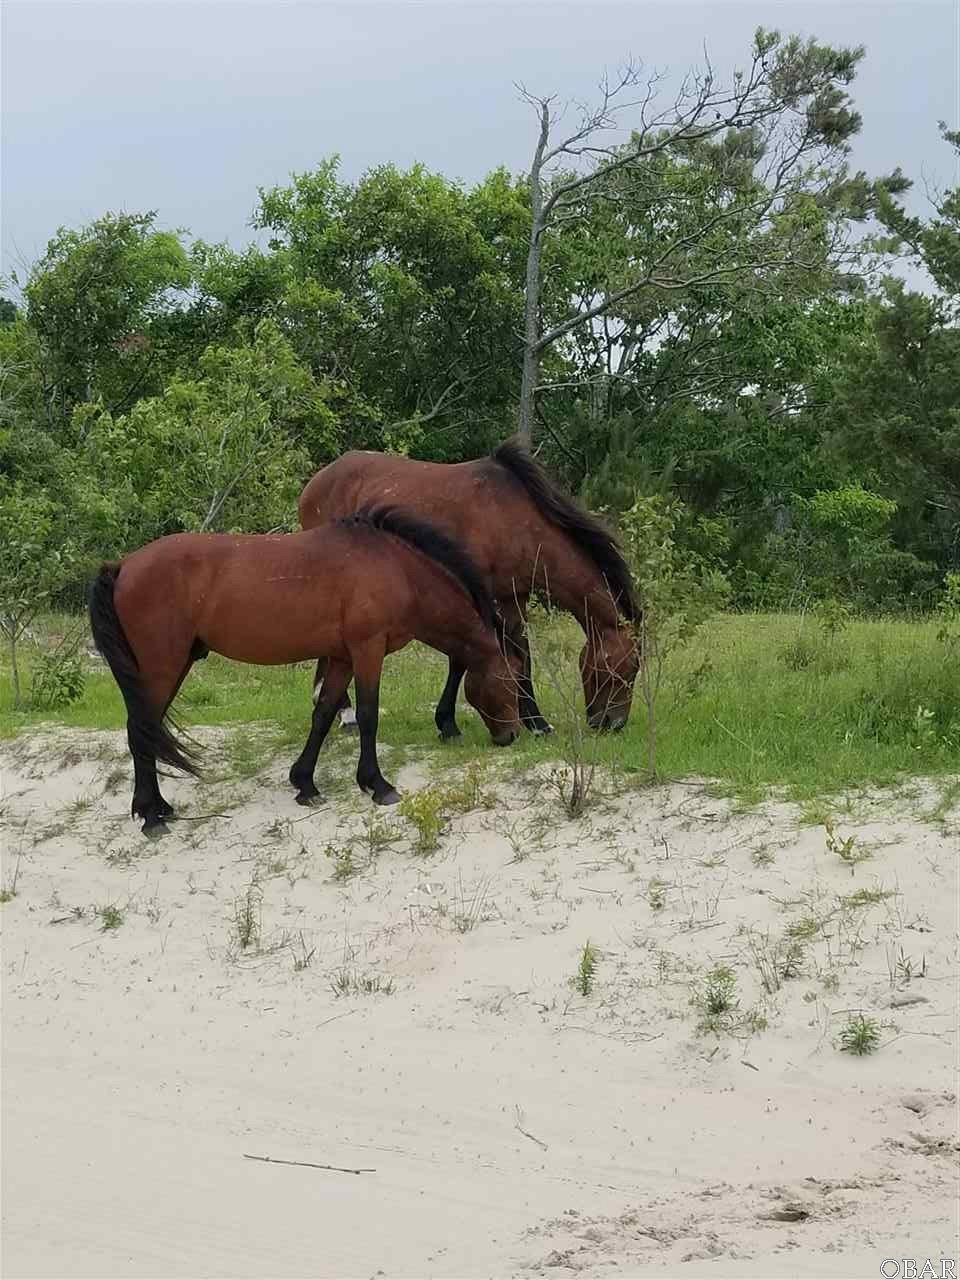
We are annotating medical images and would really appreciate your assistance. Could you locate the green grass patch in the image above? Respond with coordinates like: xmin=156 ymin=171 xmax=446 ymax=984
xmin=2 ymin=611 xmax=959 ymax=804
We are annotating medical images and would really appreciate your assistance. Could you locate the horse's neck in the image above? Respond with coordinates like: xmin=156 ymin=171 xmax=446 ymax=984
xmin=526 ymin=541 xmax=620 ymax=636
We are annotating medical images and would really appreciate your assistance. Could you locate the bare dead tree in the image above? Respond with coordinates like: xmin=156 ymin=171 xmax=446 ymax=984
xmin=515 ymin=30 xmax=870 ymax=445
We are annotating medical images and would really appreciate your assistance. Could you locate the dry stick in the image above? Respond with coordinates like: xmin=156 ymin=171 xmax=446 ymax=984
xmin=243 ymin=1153 xmax=375 ymax=1175
xmin=514 ymin=1106 xmax=549 ymax=1151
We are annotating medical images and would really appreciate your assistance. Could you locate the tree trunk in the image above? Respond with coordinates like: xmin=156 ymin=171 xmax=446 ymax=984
xmin=9 ymin=630 xmax=22 ymax=709
xmin=517 ymin=101 xmax=550 ymax=449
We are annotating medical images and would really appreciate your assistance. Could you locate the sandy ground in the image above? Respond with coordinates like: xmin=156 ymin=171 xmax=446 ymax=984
xmin=1 ymin=728 xmax=958 ymax=1280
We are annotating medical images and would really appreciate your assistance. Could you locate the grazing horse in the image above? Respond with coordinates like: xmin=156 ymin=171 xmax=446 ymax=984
xmin=89 ymin=509 xmax=520 ymax=834
xmin=299 ymin=440 xmax=640 ymax=739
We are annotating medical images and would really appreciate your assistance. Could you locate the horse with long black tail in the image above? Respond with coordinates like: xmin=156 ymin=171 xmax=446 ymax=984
xmin=299 ymin=439 xmax=640 ymax=739
xmin=89 ymin=509 xmax=520 ymax=834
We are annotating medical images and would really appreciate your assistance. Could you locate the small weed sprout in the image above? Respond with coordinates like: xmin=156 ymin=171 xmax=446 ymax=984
xmin=839 ymin=1013 xmax=881 ymax=1056
xmin=443 ymin=762 xmax=492 ymax=813
xmin=701 ymin=964 xmax=738 ymax=1016
xmin=450 ymin=872 xmax=495 ymax=934
xmin=751 ymin=845 xmax=776 ymax=868
xmin=330 ymin=969 xmax=394 ymax=998
xmin=399 ymin=787 xmax=448 ymax=855
xmin=97 ymin=903 xmax=124 ymax=931
xmin=647 ymin=877 xmax=668 ymax=911
xmin=888 ymin=944 xmax=926 ymax=986
xmin=291 ymin=932 xmax=316 ymax=971
xmin=825 ymin=818 xmax=870 ymax=871
xmin=573 ymin=941 xmax=599 ymax=996
xmin=233 ymin=882 xmax=262 ymax=951
xmin=325 ymin=841 xmax=358 ymax=882
xmin=1 ymin=848 xmax=24 ymax=902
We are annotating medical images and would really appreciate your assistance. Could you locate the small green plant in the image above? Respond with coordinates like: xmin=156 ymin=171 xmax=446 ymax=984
xmin=450 ymin=872 xmax=494 ymax=934
xmin=745 ymin=930 xmax=805 ymax=995
xmin=361 ymin=813 xmax=400 ymax=858
xmin=701 ymin=964 xmax=738 ymax=1015
xmin=825 ymin=819 xmax=870 ymax=870
xmin=97 ymin=903 xmax=124 ymax=931
xmin=780 ymin=634 xmax=817 ymax=671
xmin=325 ymin=840 xmax=357 ymax=882
xmin=573 ymin=941 xmax=599 ymax=996
xmin=330 ymin=968 xmax=394 ymax=997
xmin=787 ymin=913 xmax=822 ymax=942
xmin=647 ymin=877 xmax=668 ymax=911
xmin=751 ymin=845 xmax=776 ymax=867
xmin=233 ymin=882 xmax=262 ymax=950
xmin=102 ymin=765 xmax=127 ymax=795
xmin=29 ymin=634 xmax=86 ymax=710
xmin=1 ymin=848 xmax=24 ymax=902
xmin=692 ymin=962 xmax=743 ymax=1033
xmin=398 ymin=787 xmax=448 ymax=855
xmin=816 ymin=597 xmax=851 ymax=638
xmin=839 ymin=1013 xmax=881 ymax=1055
xmin=840 ymin=886 xmax=893 ymax=909
xmin=443 ymin=761 xmax=492 ymax=813
xmin=889 ymin=944 xmax=926 ymax=985
xmin=291 ymin=931 xmax=316 ymax=971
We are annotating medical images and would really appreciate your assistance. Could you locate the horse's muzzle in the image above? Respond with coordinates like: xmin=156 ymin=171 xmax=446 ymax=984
xmin=491 ymin=727 xmax=519 ymax=747
xmin=589 ymin=712 xmax=628 ymax=733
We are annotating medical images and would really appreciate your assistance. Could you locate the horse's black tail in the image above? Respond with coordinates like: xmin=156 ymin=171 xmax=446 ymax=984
xmin=88 ymin=563 xmax=200 ymax=778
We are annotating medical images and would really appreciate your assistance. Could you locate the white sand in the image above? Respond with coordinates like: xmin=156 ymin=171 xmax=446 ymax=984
xmin=1 ymin=729 xmax=958 ymax=1279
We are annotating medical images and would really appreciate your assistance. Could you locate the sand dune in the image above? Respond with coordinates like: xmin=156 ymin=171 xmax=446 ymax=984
xmin=2 ymin=730 xmax=957 ymax=1279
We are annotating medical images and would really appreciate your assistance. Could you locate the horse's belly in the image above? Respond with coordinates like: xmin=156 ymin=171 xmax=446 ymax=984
xmin=198 ymin=603 xmax=343 ymax=667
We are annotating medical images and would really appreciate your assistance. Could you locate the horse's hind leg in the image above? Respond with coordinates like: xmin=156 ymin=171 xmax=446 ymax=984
xmin=128 ymin=643 xmax=197 ymax=835
xmin=150 ymin=641 xmax=205 ymax=819
xmin=352 ymin=642 xmax=399 ymax=805
xmin=290 ymin=658 xmax=352 ymax=805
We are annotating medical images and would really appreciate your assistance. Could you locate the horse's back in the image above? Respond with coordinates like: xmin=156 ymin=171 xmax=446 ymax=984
xmin=299 ymin=451 xmax=489 ymax=531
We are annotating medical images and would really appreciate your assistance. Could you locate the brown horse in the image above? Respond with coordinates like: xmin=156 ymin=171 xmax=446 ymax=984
xmin=89 ymin=509 xmax=520 ymax=835
xmin=299 ymin=440 xmax=640 ymax=739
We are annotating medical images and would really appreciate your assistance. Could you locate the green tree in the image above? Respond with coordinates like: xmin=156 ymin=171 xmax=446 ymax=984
xmin=516 ymin=28 xmax=902 ymax=445
xmin=23 ymin=211 xmax=193 ymax=428
xmin=254 ymin=160 xmax=527 ymax=458
xmin=80 ymin=319 xmax=334 ymax=548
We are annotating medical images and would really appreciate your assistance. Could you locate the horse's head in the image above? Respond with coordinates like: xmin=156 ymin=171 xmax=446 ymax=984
xmin=465 ymin=653 xmax=520 ymax=746
xmin=580 ymin=622 xmax=639 ymax=732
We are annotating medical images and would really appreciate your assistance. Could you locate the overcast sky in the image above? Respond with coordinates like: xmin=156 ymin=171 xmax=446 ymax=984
xmin=2 ymin=0 xmax=958 ymax=283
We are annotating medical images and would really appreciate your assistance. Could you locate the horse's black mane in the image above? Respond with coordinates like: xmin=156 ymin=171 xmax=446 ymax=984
xmin=492 ymin=439 xmax=639 ymax=622
xmin=340 ymin=507 xmax=497 ymax=631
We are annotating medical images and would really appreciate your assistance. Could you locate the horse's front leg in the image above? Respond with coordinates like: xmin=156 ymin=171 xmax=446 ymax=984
xmin=434 ymin=659 xmax=466 ymax=741
xmin=290 ymin=658 xmax=353 ymax=805
xmin=312 ymin=657 xmax=357 ymax=733
xmin=352 ymin=645 xmax=400 ymax=806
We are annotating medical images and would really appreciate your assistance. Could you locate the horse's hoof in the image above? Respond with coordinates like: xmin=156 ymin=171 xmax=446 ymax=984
xmin=339 ymin=721 xmax=360 ymax=736
xmin=374 ymin=788 xmax=401 ymax=806
xmin=438 ymin=725 xmax=462 ymax=742
xmin=295 ymin=791 xmax=324 ymax=807
xmin=141 ymin=820 xmax=170 ymax=840
xmin=527 ymin=721 xmax=554 ymax=737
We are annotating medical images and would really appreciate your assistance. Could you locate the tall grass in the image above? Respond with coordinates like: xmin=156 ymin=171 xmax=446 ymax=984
xmin=2 ymin=611 xmax=958 ymax=803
